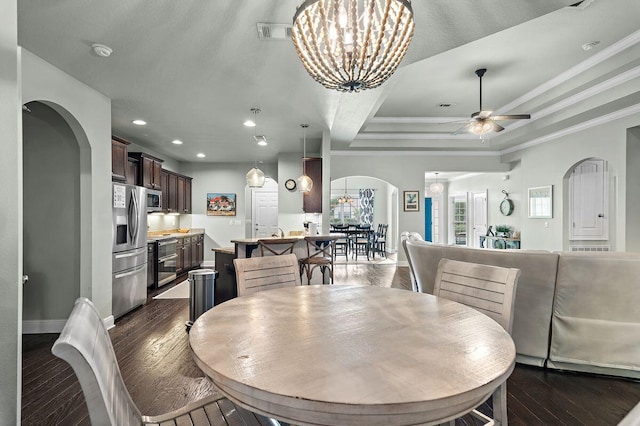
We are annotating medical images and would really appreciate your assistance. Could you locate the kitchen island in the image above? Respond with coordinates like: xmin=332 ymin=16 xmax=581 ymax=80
xmin=228 ymin=234 xmax=340 ymax=285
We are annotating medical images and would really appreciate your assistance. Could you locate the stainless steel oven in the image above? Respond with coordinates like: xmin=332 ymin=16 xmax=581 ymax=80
xmin=157 ymin=238 xmax=178 ymax=287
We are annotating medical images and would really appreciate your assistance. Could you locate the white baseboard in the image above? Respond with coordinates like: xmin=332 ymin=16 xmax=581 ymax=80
xmin=23 ymin=315 xmax=116 ymax=334
xmin=201 ymin=260 xmax=215 ymax=268
xmin=22 ymin=320 xmax=67 ymax=334
xmin=397 ymin=260 xmax=409 ymax=267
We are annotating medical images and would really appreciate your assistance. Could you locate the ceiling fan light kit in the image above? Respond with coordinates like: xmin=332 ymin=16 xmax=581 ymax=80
xmin=454 ymin=68 xmax=531 ymax=136
xmin=291 ymin=0 xmax=415 ymax=92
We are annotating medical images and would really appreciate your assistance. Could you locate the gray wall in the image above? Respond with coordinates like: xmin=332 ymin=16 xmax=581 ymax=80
xmin=626 ymin=127 xmax=640 ymax=251
xmin=0 ymin=1 xmax=22 ymax=422
xmin=21 ymin=49 xmax=113 ymax=321
xmin=23 ymin=102 xmax=80 ymax=320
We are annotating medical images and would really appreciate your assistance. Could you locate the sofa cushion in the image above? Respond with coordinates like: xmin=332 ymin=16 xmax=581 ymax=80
xmin=549 ymin=252 xmax=640 ymax=378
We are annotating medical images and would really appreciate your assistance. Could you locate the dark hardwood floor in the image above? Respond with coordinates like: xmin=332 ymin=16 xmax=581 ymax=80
xmin=22 ymin=264 xmax=639 ymax=425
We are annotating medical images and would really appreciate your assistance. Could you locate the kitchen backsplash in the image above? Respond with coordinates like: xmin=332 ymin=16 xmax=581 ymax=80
xmin=147 ymin=214 xmax=181 ymax=232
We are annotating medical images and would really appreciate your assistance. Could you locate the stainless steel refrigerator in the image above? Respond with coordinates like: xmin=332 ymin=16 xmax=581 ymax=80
xmin=112 ymin=183 xmax=148 ymax=318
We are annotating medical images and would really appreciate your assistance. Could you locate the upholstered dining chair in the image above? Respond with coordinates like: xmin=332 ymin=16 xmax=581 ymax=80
xmin=299 ymin=235 xmax=339 ymax=284
xmin=257 ymin=237 xmax=299 ymax=256
xmin=52 ymin=297 xmax=277 ymax=426
xmin=402 ymin=232 xmax=429 ymax=293
xmin=433 ymin=258 xmax=520 ymax=426
xmin=234 ymin=253 xmax=301 ymax=296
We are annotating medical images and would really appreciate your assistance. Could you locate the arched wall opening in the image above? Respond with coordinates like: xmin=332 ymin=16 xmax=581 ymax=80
xmin=330 ymin=176 xmax=399 ymax=255
xmin=22 ymin=100 xmax=91 ymax=331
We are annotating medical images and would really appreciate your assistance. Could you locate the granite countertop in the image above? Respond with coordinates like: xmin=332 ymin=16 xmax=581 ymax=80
xmin=211 ymin=247 xmax=234 ymax=255
xmin=231 ymin=234 xmax=336 ymax=244
xmin=148 ymin=228 xmax=205 ymax=242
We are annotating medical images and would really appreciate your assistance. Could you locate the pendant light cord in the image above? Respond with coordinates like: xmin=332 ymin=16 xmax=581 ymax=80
xmin=301 ymin=124 xmax=309 ymax=175
xmin=252 ymin=108 xmax=260 ymax=168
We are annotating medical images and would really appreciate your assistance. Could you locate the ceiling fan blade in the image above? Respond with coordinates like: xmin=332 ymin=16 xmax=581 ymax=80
xmin=491 ymin=114 xmax=531 ymax=120
xmin=452 ymin=122 xmax=474 ymax=135
xmin=471 ymin=110 xmax=493 ymax=119
xmin=492 ymin=122 xmax=505 ymax=132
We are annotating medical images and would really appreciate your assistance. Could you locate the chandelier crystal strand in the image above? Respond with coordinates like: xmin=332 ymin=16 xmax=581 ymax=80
xmin=292 ymin=0 xmax=414 ymax=92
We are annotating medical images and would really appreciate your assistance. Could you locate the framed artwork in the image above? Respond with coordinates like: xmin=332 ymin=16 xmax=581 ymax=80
xmin=403 ymin=190 xmax=420 ymax=212
xmin=528 ymin=185 xmax=553 ymax=218
xmin=207 ymin=193 xmax=236 ymax=216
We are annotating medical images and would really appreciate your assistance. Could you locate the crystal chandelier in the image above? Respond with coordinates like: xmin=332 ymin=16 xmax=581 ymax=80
xmin=429 ymin=172 xmax=443 ymax=194
xmin=291 ymin=0 xmax=415 ymax=92
xmin=297 ymin=124 xmax=313 ymax=193
xmin=338 ymin=177 xmax=352 ymax=204
xmin=246 ymin=108 xmax=265 ymax=188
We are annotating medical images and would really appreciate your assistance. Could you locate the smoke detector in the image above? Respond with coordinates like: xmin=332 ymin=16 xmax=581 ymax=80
xmin=92 ymin=43 xmax=113 ymax=57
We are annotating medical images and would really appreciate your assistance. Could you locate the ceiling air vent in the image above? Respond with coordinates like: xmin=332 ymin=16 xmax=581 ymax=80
xmin=257 ymin=23 xmax=293 ymax=40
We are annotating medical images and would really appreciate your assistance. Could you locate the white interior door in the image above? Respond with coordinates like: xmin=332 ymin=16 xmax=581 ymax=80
xmin=253 ymin=191 xmax=278 ymax=238
xmin=570 ymin=159 xmax=609 ymax=240
xmin=472 ymin=191 xmax=488 ymax=248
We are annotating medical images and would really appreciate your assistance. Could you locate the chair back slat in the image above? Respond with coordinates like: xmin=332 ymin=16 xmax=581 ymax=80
xmin=234 ymin=253 xmax=301 ymax=296
xmin=434 ymin=258 xmax=520 ymax=332
xmin=52 ymin=298 xmax=142 ymax=426
xmin=257 ymin=237 xmax=299 ymax=256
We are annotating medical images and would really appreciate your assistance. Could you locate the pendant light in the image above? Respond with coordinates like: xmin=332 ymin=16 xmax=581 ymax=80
xmin=297 ymin=124 xmax=313 ymax=193
xmin=246 ymin=108 xmax=265 ymax=188
xmin=429 ymin=172 xmax=443 ymax=194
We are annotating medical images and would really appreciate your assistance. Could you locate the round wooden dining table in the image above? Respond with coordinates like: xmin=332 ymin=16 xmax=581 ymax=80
xmin=189 ymin=285 xmax=516 ymax=426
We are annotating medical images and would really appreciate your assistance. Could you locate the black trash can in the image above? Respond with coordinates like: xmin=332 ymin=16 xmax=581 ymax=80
xmin=185 ymin=268 xmax=219 ymax=332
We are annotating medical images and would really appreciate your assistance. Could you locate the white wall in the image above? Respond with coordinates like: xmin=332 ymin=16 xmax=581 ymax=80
xmin=447 ymin=167 xmax=523 ymax=244
xmin=626 ymin=127 xmax=640 ymax=251
xmin=331 ymin=153 xmax=510 ymax=262
xmin=179 ymin=161 xmax=277 ymax=263
xmin=21 ymin=49 xmax=113 ymax=319
xmin=0 ymin=1 xmax=21 ymax=421
xmin=504 ymin=111 xmax=640 ymax=251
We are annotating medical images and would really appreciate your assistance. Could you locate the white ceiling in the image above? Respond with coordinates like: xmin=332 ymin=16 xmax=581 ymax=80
xmin=17 ymin=0 xmax=640 ymax=163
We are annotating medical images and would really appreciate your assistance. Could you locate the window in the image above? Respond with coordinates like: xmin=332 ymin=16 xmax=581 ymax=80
xmin=449 ymin=195 xmax=467 ymax=246
xmin=330 ymin=192 xmax=360 ymax=225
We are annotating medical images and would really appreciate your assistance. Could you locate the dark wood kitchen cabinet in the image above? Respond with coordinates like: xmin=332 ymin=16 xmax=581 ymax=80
xmin=177 ymin=175 xmax=193 ymax=214
xmin=191 ymin=233 xmax=204 ymax=268
xmin=176 ymin=237 xmax=185 ymax=274
xmin=126 ymin=157 xmax=138 ymax=186
xmin=129 ymin=152 xmax=163 ymax=190
xmin=303 ymin=157 xmax=322 ymax=213
xmin=111 ymin=136 xmax=130 ymax=182
xmin=183 ymin=236 xmax=192 ymax=272
xmin=165 ymin=171 xmax=179 ymax=213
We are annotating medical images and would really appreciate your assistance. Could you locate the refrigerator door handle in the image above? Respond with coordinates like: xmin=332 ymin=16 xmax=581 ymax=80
xmin=114 ymin=247 xmax=147 ymax=259
xmin=114 ymin=263 xmax=146 ymax=279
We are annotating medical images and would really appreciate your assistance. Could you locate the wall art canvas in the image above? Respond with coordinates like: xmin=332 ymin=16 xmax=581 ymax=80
xmin=207 ymin=193 xmax=236 ymax=216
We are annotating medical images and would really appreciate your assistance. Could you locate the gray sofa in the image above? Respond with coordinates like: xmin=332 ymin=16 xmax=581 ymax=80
xmin=403 ymin=240 xmax=640 ymax=379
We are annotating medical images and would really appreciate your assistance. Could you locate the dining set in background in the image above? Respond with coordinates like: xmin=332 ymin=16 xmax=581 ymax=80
xmin=330 ymin=223 xmax=388 ymax=261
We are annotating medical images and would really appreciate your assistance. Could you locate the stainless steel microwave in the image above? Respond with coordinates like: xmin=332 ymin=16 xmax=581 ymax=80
xmin=146 ymin=189 xmax=162 ymax=212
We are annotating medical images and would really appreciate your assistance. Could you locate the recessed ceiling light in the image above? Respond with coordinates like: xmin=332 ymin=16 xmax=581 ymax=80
xmin=582 ymin=41 xmax=600 ymax=51
xmin=244 ymin=120 xmax=256 ymax=127
xmin=92 ymin=43 xmax=113 ymax=57
xmin=132 ymin=119 xmax=147 ymax=126
xmin=257 ymin=140 xmax=268 ymax=146
xmin=172 ymin=139 xmax=183 ymax=145
xmin=197 ymin=153 xmax=205 ymax=158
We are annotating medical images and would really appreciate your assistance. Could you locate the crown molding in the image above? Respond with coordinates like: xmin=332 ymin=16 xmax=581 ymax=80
xmin=330 ymin=150 xmax=501 ymax=157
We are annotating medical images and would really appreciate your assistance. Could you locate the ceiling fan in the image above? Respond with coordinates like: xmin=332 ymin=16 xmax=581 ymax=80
xmin=453 ymin=68 xmax=531 ymax=135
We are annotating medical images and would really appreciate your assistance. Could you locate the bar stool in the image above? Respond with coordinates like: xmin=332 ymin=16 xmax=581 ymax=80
xmin=299 ymin=235 xmax=339 ymax=284
xmin=257 ymin=237 xmax=299 ymax=256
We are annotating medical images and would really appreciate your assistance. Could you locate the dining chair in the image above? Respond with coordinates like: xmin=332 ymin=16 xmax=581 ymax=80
xmin=257 ymin=237 xmax=299 ymax=256
xmin=330 ymin=224 xmax=350 ymax=261
xmin=234 ymin=253 xmax=301 ymax=296
xmin=402 ymin=233 xmax=430 ymax=293
xmin=352 ymin=224 xmax=372 ymax=261
xmin=434 ymin=258 xmax=520 ymax=426
xmin=373 ymin=224 xmax=388 ymax=258
xmin=299 ymin=235 xmax=338 ymax=284
xmin=52 ymin=297 xmax=278 ymax=426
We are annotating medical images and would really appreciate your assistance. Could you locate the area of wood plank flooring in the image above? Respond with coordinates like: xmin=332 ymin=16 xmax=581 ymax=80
xmin=22 ymin=265 xmax=640 ymax=425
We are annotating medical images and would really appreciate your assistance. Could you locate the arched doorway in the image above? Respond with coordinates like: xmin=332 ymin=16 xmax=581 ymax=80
xmin=22 ymin=101 xmax=90 ymax=332
xmin=330 ymin=176 xmax=399 ymax=262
